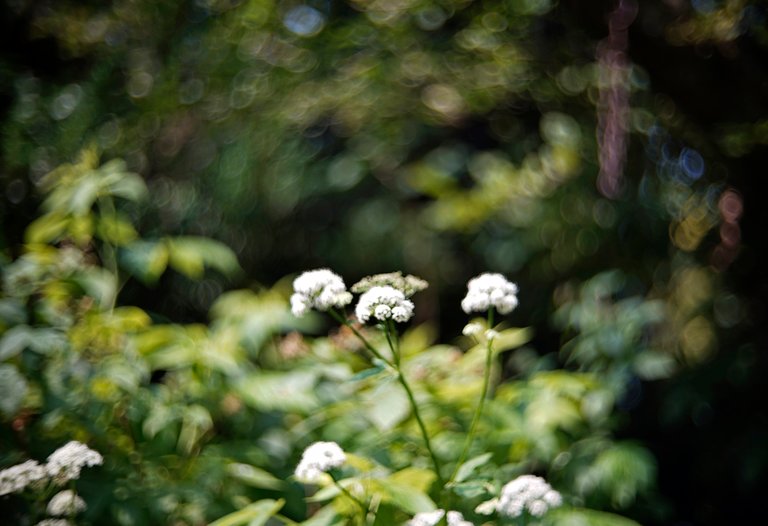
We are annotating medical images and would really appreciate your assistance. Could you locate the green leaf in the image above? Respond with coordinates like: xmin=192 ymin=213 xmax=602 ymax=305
xmin=0 ymin=364 xmax=28 ymax=416
xmin=544 ymin=507 xmax=642 ymax=526
xmin=73 ymin=267 xmax=117 ymax=307
xmin=454 ymin=452 xmax=493 ymax=483
xmin=209 ymin=499 xmax=284 ymax=526
xmin=177 ymin=404 xmax=213 ymax=454
xmin=373 ymin=478 xmax=436 ymax=514
xmin=633 ymin=351 xmax=677 ymax=380
xmin=25 ymin=213 xmax=69 ymax=244
xmin=105 ymin=171 xmax=148 ymax=202
xmin=388 ymin=467 xmax=436 ymax=493
xmin=0 ymin=325 xmax=32 ymax=360
xmin=119 ymin=241 xmax=169 ymax=285
xmin=167 ymin=236 xmax=241 ymax=279
xmin=26 ymin=328 xmax=68 ymax=355
xmin=451 ymin=480 xmax=489 ymax=499
xmin=227 ymin=463 xmax=284 ymax=490
xmin=299 ymin=505 xmax=344 ymax=526
xmin=97 ymin=214 xmax=139 ymax=246
xmin=362 ymin=381 xmax=410 ymax=432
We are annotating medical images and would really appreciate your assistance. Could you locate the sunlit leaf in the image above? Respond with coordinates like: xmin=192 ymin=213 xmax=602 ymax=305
xmin=209 ymin=499 xmax=284 ymax=526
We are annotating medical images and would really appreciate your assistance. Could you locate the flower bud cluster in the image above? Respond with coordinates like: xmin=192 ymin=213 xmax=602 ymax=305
xmin=461 ymin=273 xmax=519 ymax=315
xmin=495 ymin=474 xmax=562 ymax=518
xmin=294 ymin=441 xmax=347 ymax=484
xmin=355 ymin=286 xmax=415 ymax=323
xmin=0 ymin=460 xmax=48 ymax=496
xmin=290 ymin=269 xmax=353 ymax=317
xmin=47 ymin=490 xmax=87 ymax=516
xmin=45 ymin=441 xmax=104 ymax=485
xmin=406 ymin=509 xmax=473 ymax=526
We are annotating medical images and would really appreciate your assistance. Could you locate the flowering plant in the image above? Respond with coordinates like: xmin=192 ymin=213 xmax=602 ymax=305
xmin=206 ymin=269 xmax=651 ymax=525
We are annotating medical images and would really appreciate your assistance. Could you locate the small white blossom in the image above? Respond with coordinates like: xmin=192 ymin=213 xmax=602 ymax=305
xmin=474 ymin=498 xmax=499 ymax=515
xmin=496 ymin=474 xmax=562 ymax=518
xmin=47 ymin=490 xmax=86 ymax=516
xmin=484 ymin=329 xmax=499 ymax=341
xmin=45 ymin=441 xmax=103 ymax=485
xmin=461 ymin=273 xmax=519 ymax=315
xmin=462 ymin=322 xmax=484 ymax=336
xmin=294 ymin=441 xmax=346 ymax=484
xmin=0 ymin=460 xmax=49 ymax=496
xmin=355 ymin=286 xmax=415 ymax=323
xmin=406 ymin=509 xmax=473 ymax=526
xmin=290 ymin=269 xmax=353 ymax=317
xmin=34 ymin=520 xmax=72 ymax=526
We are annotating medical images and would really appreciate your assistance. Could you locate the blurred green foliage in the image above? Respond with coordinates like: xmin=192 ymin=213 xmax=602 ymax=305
xmin=1 ymin=0 xmax=764 ymax=524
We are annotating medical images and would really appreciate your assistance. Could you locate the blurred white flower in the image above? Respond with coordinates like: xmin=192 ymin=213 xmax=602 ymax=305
xmin=462 ymin=322 xmax=484 ymax=336
xmin=294 ymin=441 xmax=346 ymax=484
xmin=45 ymin=441 xmax=103 ymax=485
xmin=290 ymin=269 xmax=353 ymax=317
xmin=47 ymin=490 xmax=86 ymax=516
xmin=406 ymin=509 xmax=473 ymax=526
xmin=0 ymin=460 xmax=48 ymax=496
xmin=355 ymin=286 xmax=414 ymax=323
xmin=484 ymin=329 xmax=499 ymax=341
xmin=34 ymin=520 xmax=72 ymax=526
xmin=461 ymin=273 xmax=519 ymax=315
xmin=495 ymin=474 xmax=562 ymax=518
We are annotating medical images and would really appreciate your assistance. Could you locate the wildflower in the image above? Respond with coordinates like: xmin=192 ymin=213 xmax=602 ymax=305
xmin=406 ymin=509 xmax=473 ymax=526
xmin=34 ymin=520 xmax=72 ymax=526
xmin=290 ymin=269 xmax=353 ymax=317
xmin=484 ymin=329 xmax=499 ymax=341
xmin=461 ymin=273 xmax=519 ymax=315
xmin=351 ymin=272 xmax=428 ymax=297
xmin=495 ymin=474 xmax=562 ymax=518
xmin=355 ymin=286 xmax=415 ymax=323
xmin=45 ymin=441 xmax=103 ymax=485
xmin=47 ymin=490 xmax=86 ymax=516
xmin=0 ymin=460 xmax=48 ymax=496
xmin=294 ymin=441 xmax=346 ymax=484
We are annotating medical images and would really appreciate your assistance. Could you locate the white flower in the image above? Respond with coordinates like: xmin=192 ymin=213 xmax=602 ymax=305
xmin=462 ymin=322 xmax=484 ymax=336
xmin=0 ymin=460 xmax=49 ymax=496
xmin=406 ymin=509 xmax=473 ymax=526
xmin=290 ymin=269 xmax=353 ymax=317
xmin=484 ymin=329 xmax=499 ymax=341
xmin=355 ymin=286 xmax=415 ymax=323
xmin=496 ymin=474 xmax=562 ymax=518
xmin=294 ymin=441 xmax=346 ymax=484
xmin=461 ymin=273 xmax=519 ymax=315
xmin=34 ymin=520 xmax=72 ymax=526
xmin=45 ymin=441 xmax=103 ymax=485
xmin=47 ymin=490 xmax=87 ymax=516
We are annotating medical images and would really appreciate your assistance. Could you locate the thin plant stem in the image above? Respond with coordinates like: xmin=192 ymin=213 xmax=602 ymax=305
xmin=330 ymin=476 xmax=368 ymax=524
xmin=328 ymin=309 xmax=393 ymax=367
xmin=448 ymin=307 xmax=495 ymax=484
xmin=383 ymin=319 xmax=445 ymax=488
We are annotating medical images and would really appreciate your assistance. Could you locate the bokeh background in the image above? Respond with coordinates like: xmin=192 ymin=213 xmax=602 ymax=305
xmin=1 ymin=0 xmax=767 ymax=525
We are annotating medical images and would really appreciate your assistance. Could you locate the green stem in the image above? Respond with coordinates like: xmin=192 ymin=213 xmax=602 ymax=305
xmin=331 ymin=476 xmax=368 ymax=523
xmin=328 ymin=309 xmax=393 ymax=367
xmin=383 ymin=320 xmax=445 ymax=488
xmin=448 ymin=308 xmax=495 ymax=484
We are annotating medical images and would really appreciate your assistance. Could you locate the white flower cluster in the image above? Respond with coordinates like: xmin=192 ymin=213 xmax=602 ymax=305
xmin=406 ymin=509 xmax=473 ymax=526
xmin=290 ymin=269 xmax=353 ymax=317
xmin=461 ymin=273 xmax=519 ymax=315
xmin=45 ymin=441 xmax=103 ymax=485
xmin=34 ymin=520 xmax=72 ymax=526
xmin=495 ymin=475 xmax=562 ymax=518
xmin=294 ymin=441 xmax=347 ymax=484
xmin=0 ymin=460 xmax=48 ymax=496
xmin=47 ymin=490 xmax=87 ymax=516
xmin=355 ymin=286 xmax=415 ymax=323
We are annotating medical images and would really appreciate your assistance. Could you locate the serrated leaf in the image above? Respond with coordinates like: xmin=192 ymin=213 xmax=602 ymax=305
xmin=454 ymin=452 xmax=493 ymax=483
xmin=209 ymin=499 xmax=284 ymax=526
